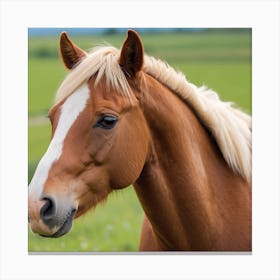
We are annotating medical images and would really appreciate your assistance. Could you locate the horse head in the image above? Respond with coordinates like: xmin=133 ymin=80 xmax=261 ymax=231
xmin=28 ymin=31 xmax=150 ymax=237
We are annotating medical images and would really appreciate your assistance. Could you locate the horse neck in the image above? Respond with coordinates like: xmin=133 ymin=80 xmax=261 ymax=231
xmin=134 ymin=74 xmax=248 ymax=250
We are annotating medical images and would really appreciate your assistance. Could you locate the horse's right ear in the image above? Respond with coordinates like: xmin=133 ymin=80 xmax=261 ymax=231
xmin=59 ymin=32 xmax=86 ymax=70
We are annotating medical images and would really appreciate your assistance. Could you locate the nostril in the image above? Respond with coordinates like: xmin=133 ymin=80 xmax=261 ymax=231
xmin=40 ymin=197 xmax=56 ymax=222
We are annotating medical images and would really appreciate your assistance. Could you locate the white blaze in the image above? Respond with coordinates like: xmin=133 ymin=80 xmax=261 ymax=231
xmin=29 ymin=84 xmax=90 ymax=198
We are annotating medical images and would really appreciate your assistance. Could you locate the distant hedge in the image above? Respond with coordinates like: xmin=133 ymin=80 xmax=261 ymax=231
xmin=29 ymin=47 xmax=58 ymax=58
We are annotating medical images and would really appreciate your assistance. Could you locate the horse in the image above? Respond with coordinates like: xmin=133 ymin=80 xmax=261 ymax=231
xmin=28 ymin=30 xmax=252 ymax=251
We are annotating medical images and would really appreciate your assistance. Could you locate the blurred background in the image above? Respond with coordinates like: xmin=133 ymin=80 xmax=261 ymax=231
xmin=28 ymin=28 xmax=251 ymax=252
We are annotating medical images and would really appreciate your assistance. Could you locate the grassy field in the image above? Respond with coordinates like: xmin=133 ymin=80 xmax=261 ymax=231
xmin=28 ymin=29 xmax=251 ymax=252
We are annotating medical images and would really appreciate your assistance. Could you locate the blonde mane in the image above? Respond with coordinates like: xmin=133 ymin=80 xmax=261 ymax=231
xmin=55 ymin=46 xmax=251 ymax=181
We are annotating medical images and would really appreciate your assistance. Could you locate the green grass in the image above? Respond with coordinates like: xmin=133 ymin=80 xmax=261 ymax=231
xmin=28 ymin=29 xmax=251 ymax=252
xmin=182 ymin=63 xmax=251 ymax=113
xmin=28 ymin=59 xmax=65 ymax=116
xmin=28 ymin=123 xmax=51 ymax=160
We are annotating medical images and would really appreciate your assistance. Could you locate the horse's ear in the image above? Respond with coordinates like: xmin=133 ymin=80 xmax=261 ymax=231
xmin=119 ymin=30 xmax=144 ymax=77
xmin=59 ymin=32 xmax=86 ymax=70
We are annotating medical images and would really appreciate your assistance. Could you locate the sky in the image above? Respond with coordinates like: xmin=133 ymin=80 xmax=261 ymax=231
xmin=28 ymin=28 xmax=206 ymax=37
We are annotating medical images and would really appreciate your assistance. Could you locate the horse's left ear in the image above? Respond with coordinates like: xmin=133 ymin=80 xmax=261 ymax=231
xmin=119 ymin=30 xmax=144 ymax=77
xmin=59 ymin=32 xmax=86 ymax=70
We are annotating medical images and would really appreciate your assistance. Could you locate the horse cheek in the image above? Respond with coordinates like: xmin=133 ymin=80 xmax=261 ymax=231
xmin=109 ymin=126 xmax=149 ymax=189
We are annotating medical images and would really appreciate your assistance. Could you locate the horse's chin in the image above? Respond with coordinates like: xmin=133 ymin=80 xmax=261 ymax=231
xmin=40 ymin=210 xmax=75 ymax=238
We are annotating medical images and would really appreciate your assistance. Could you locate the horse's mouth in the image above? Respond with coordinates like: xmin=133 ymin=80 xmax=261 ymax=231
xmin=40 ymin=209 xmax=76 ymax=238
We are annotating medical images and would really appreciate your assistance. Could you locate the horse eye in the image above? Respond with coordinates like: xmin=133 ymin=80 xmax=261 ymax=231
xmin=94 ymin=115 xmax=118 ymax=129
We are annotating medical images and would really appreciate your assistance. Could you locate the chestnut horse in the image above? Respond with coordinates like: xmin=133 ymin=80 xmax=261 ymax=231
xmin=28 ymin=30 xmax=251 ymax=251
